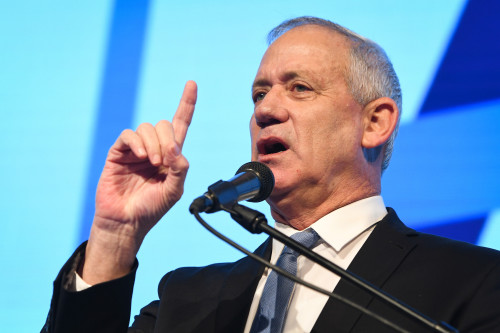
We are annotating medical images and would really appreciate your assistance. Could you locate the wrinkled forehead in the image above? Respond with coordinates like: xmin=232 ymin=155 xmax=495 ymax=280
xmin=254 ymin=25 xmax=351 ymax=84
xmin=265 ymin=24 xmax=352 ymax=59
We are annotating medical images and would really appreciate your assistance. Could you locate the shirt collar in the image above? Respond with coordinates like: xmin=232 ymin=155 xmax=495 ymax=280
xmin=274 ymin=195 xmax=387 ymax=252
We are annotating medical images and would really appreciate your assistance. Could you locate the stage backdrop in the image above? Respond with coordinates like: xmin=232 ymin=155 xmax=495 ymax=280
xmin=1 ymin=0 xmax=499 ymax=331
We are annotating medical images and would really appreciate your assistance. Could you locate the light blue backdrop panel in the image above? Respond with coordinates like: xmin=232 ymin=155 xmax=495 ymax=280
xmin=383 ymin=98 xmax=500 ymax=228
xmin=0 ymin=1 xmax=113 ymax=330
xmin=4 ymin=1 xmax=499 ymax=332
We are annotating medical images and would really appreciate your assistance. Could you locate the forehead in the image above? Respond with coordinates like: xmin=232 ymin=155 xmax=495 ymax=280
xmin=255 ymin=25 xmax=351 ymax=82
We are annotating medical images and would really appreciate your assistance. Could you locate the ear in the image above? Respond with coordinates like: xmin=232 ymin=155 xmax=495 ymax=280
xmin=361 ymin=97 xmax=399 ymax=149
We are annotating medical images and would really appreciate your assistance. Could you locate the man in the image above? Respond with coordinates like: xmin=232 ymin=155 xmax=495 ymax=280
xmin=43 ymin=17 xmax=500 ymax=332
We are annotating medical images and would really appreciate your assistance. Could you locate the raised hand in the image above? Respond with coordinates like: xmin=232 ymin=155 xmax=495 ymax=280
xmin=82 ymin=81 xmax=197 ymax=284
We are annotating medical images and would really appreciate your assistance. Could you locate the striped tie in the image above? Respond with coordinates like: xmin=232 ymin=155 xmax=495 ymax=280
xmin=250 ymin=229 xmax=320 ymax=333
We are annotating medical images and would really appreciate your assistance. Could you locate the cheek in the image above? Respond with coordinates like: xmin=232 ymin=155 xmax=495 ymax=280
xmin=307 ymin=118 xmax=356 ymax=159
xmin=251 ymin=146 xmax=258 ymax=161
xmin=249 ymin=116 xmax=259 ymax=160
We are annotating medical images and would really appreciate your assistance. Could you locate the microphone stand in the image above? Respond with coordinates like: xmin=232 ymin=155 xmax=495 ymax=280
xmin=228 ymin=203 xmax=459 ymax=333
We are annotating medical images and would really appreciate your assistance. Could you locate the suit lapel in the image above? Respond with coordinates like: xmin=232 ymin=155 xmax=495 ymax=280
xmin=214 ymin=237 xmax=272 ymax=332
xmin=312 ymin=209 xmax=418 ymax=332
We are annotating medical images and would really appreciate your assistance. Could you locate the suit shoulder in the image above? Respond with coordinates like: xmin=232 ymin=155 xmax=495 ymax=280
xmin=382 ymin=209 xmax=500 ymax=268
xmin=414 ymin=229 xmax=500 ymax=265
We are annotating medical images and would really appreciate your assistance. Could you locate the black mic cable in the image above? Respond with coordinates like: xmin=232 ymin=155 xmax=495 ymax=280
xmin=226 ymin=204 xmax=459 ymax=333
xmin=190 ymin=206 xmax=409 ymax=333
xmin=189 ymin=162 xmax=457 ymax=333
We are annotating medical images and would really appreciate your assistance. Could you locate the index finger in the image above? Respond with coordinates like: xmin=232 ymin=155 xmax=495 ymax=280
xmin=172 ymin=80 xmax=197 ymax=149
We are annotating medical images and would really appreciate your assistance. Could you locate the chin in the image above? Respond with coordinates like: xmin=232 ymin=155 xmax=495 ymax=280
xmin=267 ymin=176 xmax=295 ymax=202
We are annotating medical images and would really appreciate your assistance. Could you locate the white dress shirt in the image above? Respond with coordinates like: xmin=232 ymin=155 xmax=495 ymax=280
xmin=243 ymin=196 xmax=388 ymax=333
xmin=76 ymin=196 xmax=387 ymax=332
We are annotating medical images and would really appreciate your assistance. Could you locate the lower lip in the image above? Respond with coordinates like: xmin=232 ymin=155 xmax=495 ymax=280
xmin=257 ymin=150 xmax=288 ymax=162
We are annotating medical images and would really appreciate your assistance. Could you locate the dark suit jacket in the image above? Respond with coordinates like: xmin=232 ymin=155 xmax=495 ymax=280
xmin=42 ymin=209 xmax=500 ymax=332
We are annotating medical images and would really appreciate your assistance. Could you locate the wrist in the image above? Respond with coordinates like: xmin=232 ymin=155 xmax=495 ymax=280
xmin=81 ymin=219 xmax=144 ymax=285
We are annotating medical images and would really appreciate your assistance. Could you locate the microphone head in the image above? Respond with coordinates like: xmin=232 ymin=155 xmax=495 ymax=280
xmin=236 ymin=162 xmax=275 ymax=202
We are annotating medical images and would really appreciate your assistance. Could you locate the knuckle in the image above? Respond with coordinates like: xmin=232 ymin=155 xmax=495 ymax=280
xmin=121 ymin=128 xmax=134 ymax=137
xmin=180 ymin=158 xmax=190 ymax=171
xmin=156 ymin=119 xmax=171 ymax=128
xmin=136 ymin=122 xmax=154 ymax=133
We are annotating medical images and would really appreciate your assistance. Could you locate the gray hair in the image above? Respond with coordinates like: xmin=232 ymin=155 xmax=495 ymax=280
xmin=267 ymin=16 xmax=402 ymax=172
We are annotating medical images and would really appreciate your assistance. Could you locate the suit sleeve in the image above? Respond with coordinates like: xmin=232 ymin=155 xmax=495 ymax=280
xmin=41 ymin=242 xmax=138 ymax=333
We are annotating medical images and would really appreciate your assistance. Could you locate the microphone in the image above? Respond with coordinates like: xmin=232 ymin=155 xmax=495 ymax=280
xmin=189 ymin=161 xmax=275 ymax=214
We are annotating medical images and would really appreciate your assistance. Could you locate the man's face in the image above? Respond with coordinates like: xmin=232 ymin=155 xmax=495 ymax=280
xmin=250 ymin=25 xmax=366 ymax=207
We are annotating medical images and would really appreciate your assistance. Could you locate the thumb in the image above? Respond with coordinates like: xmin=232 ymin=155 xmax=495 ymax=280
xmin=164 ymin=142 xmax=189 ymax=201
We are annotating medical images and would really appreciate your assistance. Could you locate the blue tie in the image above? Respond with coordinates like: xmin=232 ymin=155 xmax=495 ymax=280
xmin=250 ymin=229 xmax=320 ymax=333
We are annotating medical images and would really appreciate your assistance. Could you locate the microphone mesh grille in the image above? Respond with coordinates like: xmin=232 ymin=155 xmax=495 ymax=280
xmin=236 ymin=162 xmax=275 ymax=202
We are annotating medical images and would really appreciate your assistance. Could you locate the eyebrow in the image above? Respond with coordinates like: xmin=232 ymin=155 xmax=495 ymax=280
xmin=251 ymin=78 xmax=270 ymax=91
xmin=251 ymin=71 xmax=301 ymax=91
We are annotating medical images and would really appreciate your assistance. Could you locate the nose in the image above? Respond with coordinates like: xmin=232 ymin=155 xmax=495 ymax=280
xmin=253 ymin=87 xmax=289 ymax=128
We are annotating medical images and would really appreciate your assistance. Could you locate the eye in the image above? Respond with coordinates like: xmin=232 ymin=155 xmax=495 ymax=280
xmin=253 ymin=91 xmax=267 ymax=103
xmin=293 ymin=84 xmax=310 ymax=93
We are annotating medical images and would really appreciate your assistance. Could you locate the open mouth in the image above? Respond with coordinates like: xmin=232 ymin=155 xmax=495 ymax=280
xmin=258 ymin=138 xmax=288 ymax=155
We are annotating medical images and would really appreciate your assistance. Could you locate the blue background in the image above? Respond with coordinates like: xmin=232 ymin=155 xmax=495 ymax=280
xmin=1 ymin=0 xmax=499 ymax=331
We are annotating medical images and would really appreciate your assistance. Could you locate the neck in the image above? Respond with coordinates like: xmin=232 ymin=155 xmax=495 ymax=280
xmin=268 ymin=177 xmax=380 ymax=230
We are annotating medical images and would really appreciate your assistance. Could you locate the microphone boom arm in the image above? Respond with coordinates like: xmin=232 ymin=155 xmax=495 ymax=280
xmin=228 ymin=204 xmax=458 ymax=333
